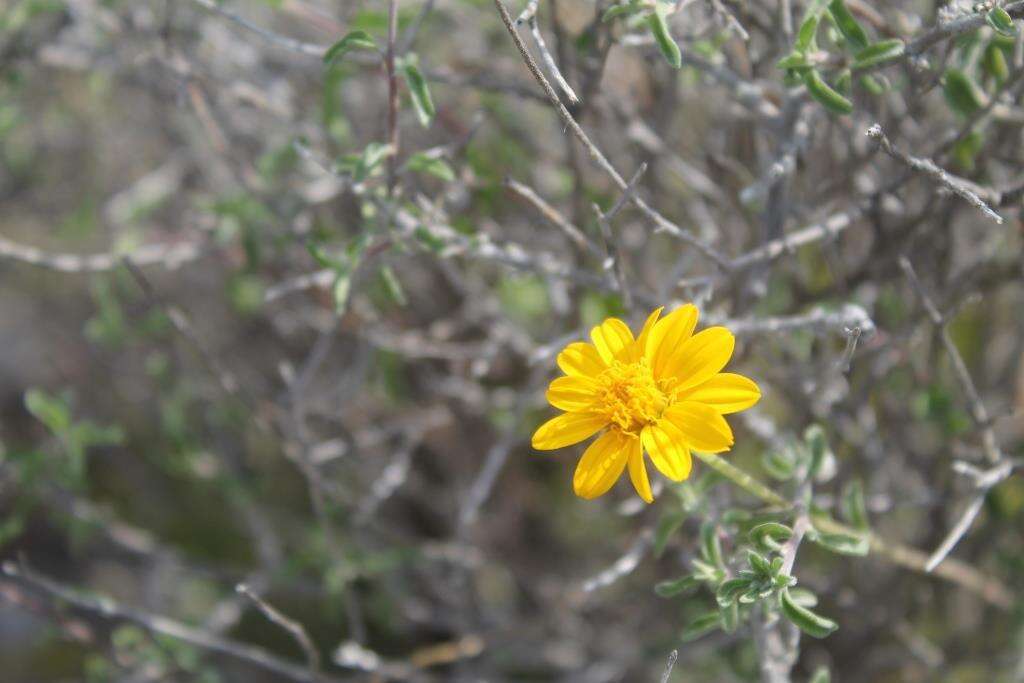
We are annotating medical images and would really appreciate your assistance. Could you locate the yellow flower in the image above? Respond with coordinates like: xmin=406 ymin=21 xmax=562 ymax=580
xmin=532 ymin=305 xmax=760 ymax=503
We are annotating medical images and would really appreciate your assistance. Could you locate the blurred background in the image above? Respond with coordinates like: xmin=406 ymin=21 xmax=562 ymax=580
xmin=1 ymin=0 xmax=1023 ymax=681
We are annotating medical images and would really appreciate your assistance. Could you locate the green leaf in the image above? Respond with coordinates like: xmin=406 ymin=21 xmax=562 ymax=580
xmin=700 ymin=521 xmax=724 ymax=569
xmin=379 ymin=265 xmax=407 ymax=306
xmin=720 ymin=601 xmax=739 ymax=634
xmin=602 ymin=0 xmax=642 ymax=22
xmin=787 ymin=586 xmax=819 ymax=608
xmin=647 ymin=5 xmax=682 ymax=69
xmin=810 ymin=529 xmax=869 ymax=556
xmin=323 ymin=30 xmax=378 ymax=65
xmin=749 ymin=522 xmax=794 ymax=552
xmin=986 ymin=7 xmax=1017 ymax=36
xmin=795 ymin=12 xmax=821 ymax=52
xmin=353 ymin=141 xmax=395 ymax=182
xmin=852 ymin=39 xmax=905 ymax=69
xmin=777 ymin=52 xmax=812 ymax=71
xmin=944 ymin=68 xmax=986 ymax=117
xmin=681 ymin=611 xmax=722 ymax=641
xmin=762 ymin=449 xmax=796 ymax=480
xmin=399 ymin=56 xmax=435 ymax=127
xmin=779 ymin=588 xmax=838 ymax=638
xmin=404 ymin=152 xmax=455 ymax=182
xmin=25 ymin=389 xmax=71 ymax=434
xmin=804 ymin=424 xmax=832 ymax=478
xmin=809 ymin=666 xmax=831 ymax=683
xmin=804 ymin=69 xmax=853 ymax=114
xmin=655 ymin=575 xmax=700 ymax=597
xmin=746 ymin=549 xmax=774 ymax=577
xmin=828 ymin=0 xmax=869 ymax=50
xmin=716 ymin=578 xmax=752 ymax=607
xmin=653 ymin=508 xmax=687 ymax=557
xmin=983 ymin=41 xmax=1010 ymax=83
xmin=841 ymin=479 xmax=869 ymax=530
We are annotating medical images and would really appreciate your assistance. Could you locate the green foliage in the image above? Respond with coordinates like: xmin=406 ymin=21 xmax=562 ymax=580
xmin=398 ymin=54 xmax=436 ymax=128
xmin=323 ymin=30 xmax=379 ymax=65
xmin=647 ymin=4 xmax=682 ymax=69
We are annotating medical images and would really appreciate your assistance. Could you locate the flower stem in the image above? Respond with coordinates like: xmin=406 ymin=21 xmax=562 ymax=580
xmin=692 ymin=451 xmax=790 ymax=508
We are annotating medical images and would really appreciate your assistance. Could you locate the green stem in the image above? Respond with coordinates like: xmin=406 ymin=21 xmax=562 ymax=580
xmin=692 ymin=451 xmax=790 ymax=508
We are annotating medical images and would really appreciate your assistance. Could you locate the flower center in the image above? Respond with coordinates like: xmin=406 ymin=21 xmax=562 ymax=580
xmin=596 ymin=359 xmax=672 ymax=435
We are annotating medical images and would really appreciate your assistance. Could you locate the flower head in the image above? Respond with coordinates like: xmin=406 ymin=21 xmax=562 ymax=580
xmin=532 ymin=305 xmax=760 ymax=503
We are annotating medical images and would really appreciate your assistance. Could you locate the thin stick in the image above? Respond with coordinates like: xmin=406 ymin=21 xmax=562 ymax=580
xmin=0 ymin=236 xmax=202 ymax=273
xmin=504 ymin=177 xmax=601 ymax=256
xmin=236 ymin=584 xmax=322 ymax=682
xmin=3 ymin=562 xmax=339 ymax=683
xmin=492 ymin=0 xmax=730 ymax=269
xmin=386 ymin=0 xmax=400 ymax=197
xmin=527 ymin=15 xmax=579 ymax=105
xmin=867 ymin=124 xmax=1002 ymax=224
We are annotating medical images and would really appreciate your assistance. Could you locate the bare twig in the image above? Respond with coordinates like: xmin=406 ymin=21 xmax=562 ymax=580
xmin=867 ymin=124 xmax=1003 ymax=224
xmin=0 ymin=236 xmax=202 ymax=273
xmin=2 ymin=561 xmax=339 ymax=683
xmin=527 ymin=15 xmax=579 ymax=104
xmin=504 ymin=178 xmax=601 ymax=256
xmin=493 ymin=0 xmax=731 ymax=269
xmin=236 ymin=584 xmax=322 ymax=682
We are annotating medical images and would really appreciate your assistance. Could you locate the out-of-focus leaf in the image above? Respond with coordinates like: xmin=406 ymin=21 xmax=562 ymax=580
xmin=654 ymin=508 xmax=687 ymax=557
xmin=404 ymin=152 xmax=455 ymax=182
xmin=841 ymin=479 xmax=869 ymax=530
xmin=810 ymin=528 xmax=869 ymax=556
xmin=647 ymin=5 xmax=682 ymax=69
xmin=681 ymin=611 xmax=721 ymax=641
xmin=700 ymin=521 xmax=724 ymax=569
xmin=323 ymin=30 xmax=378 ymax=65
xmin=828 ymin=0 xmax=869 ymax=50
xmin=804 ymin=69 xmax=853 ymax=114
xmin=810 ymin=666 xmax=832 ymax=683
xmin=852 ymin=39 xmax=905 ymax=69
xmin=399 ymin=55 xmax=435 ymax=127
xmin=986 ymin=7 xmax=1017 ymax=36
xmin=654 ymin=575 xmax=699 ymax=597
xmin=944 ymin=68 xmax=986 ymax=116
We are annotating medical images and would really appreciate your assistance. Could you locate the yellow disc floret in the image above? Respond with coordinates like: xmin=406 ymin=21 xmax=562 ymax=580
xmin=595 ymin=359 xmax=670 ymax=435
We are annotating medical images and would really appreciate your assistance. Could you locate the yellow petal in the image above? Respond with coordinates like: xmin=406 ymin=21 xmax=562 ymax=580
xmin=663 ymin=401 xmax=734 ymax=453
xmin=678 ymin=373 xmax=761 ymax=414
xmin=532 ymin=412 xmax=608 ymax=450
xmin=640 ymin=421 xmax=693 ymax=481
xmin=622 ymin=307 xmax=663 ymax=363
xmin=573 ymin=429 xmax=631 ymax=499
xmin=646 ymin=304 xmax=699 ymax=378
xmin=557 ymin=342 xmax=606 ymax=378
xmin=626 ymin=439 xmax=653 ymax=503
xmin=590 ymin=318 xmax=635 ymax=364
xmin=661 ymin=327 xmax=735 ymax=390
xmin=546 ymin=375 xmax=600 ymax=412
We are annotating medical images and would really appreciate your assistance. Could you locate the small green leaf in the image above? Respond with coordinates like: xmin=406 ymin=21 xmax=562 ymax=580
xmin=653 ymin=508 xmax=687 ymax=557
xmin=25 ymin=390 xmax=71 ymax=434
xmin=763 ymin=449 xmax=797 ymax=480
xmin=828 ymin=0 xmax=869 ymax=50
xmin=983 ymin=41 xmax=1009 ymax=83
xmin=944 ymin=68 xmax=986 ymax=116
xmin=379 ymin=265 xmax=407 ymax=306
xmin=795 ymin=12 xmax=821 ymax=52
xmin=811 ymin=529 xmax=869 ymax=556
xmin=323 ymin=30 xmax=378 ymax=65
xmin=750 ymin=522 xmax=794 ymax=552
xmin=746 ymin=549 xmax=773 ymax=577
xmin=779 ymin=588 xmax=838 ymax=639
xmin=399 ymin=56 xmax=435 ymax=127
xmin=655 ymin=575 xmax=700 ymax=597
xmin=404 ymin=152 xmax=455 ymax=182
xmin=986 ymin=7 xmax=1017 ymax=36
xmin=810 ymin=666 xmax=831 ymax=683
xmin=700 ymin=521 xmax=724 ymax=569
xmin=602 ymin=0 xmax=642 ymax=22
xmin=720 ymin=601 xmax=739 ymax=634
xmin=804 ymin=70 xmax=853 ymax=114
xmin=681 ymin=611 xmax=722 ymax=641
xmin=787 ymin=586 xmax=819 ymax=608
xmin=841 ymin=479 xmax=869 ymax=530
xmin=647 ymin=5 xmax=682 ymax=69
xmin=852 ymin=39 xmax=905 ymax=69
xmin=777 ymin=52 xmax=812 ymax=70
xmin=716 ymin=578 xmax=752 ymax=607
